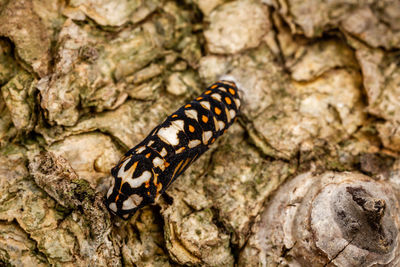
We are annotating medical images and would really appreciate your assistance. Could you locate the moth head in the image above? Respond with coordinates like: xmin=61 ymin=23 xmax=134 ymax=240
xmin=105 ymin=191 xmax=141 ymax=220
xmin=219 ymin=75 xmax=244 ymax=105
xmin=105 ymin=154 xmax=154 ymax=220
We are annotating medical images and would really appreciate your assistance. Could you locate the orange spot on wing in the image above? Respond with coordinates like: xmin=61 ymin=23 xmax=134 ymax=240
xmin=205 ymin=90 xmax=212 ymax=94
xmin=225 ymin=97 xmax=232 ymax=105
xmin=172 ymin=114 xmax=178 ymax=118
xmin=196 ymin=97 xmax=203 ymax=101
xmin=222 ymin=81 xmax=235 ymax=86
xmin=145 ymin=181 xmax=150 ymax=188
xmin=214 ymin=107 xmax=221 ymax=115
xmin=152 ymin=170 xmax=158 ymax=185
xmin=157 ymin=182 xmax=162 ymax=192
xmin=147 ymin=191 xmax=150 ymax=196
xmin=211 ymin=138 xmax=215 ymax=143
xmin=229 ymin=88 xmax=236 ymax=95
xmin=202 ymin=115 xmax=208 ymax=123
xmin=169 ymin=160 xmax=184 ymax=186
xmin=179 ymin=157 xmax=192 ymax=174
xmin=211 ymin=84 xmax=217 ymax=89
xmin=189 ymin=125 xmax=195 ymax=132
xmin=164 ymin=162 xmax=170 ymax=167
xmin=145 ymin=153 xmax=151 ymax=158
xmin=115 ymin=194 xmax=120 ymax=202
xmin=176 ymin=147 xmax=186 ymax=153
xmin=185 ymin=104 xmax=191 ymax=108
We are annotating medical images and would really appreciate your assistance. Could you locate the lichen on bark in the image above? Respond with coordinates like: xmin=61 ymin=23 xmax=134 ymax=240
xmin=0 ymin=0 xmax=400 ymax=266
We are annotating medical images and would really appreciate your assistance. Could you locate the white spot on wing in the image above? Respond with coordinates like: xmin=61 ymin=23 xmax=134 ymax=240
xmin=136 ymin=146 xmax=146 ymax=153
xmin=218 ymin=121 xmax=225 ymax=130
xmin=107 ymin=187 xmax=113 ymax=198
xmin=211 ymin=93 xmax=222 ymax=101
xmin=185 ymin=109 xmax=198 ymax=121
xmin=160 ymin=147 xmax=167 ymax=157
xmin=230 ymin=109 xmax=236 ymax=119
xmin=106 ymin=178 xmax=115 ymax=198
xmin=132 ymin=194 xmax=143 ymax=205
xmin=188 ymin=139 xmax=201 ymax=148
xmin=225 ymin=107 xmax=231 ymax=122
xmin=157 ymin=125 xmax=180 ymax=146
xmin=118 ymin=160 xmax=136 ymax=183
xmin=202 ymin=131 xmax=213 ymax=144
xmin=200 ymin=101 xmax=211 ymax=110
xmin=218 ymin=87 xmax=227 ymax=92
xmin=234 ymin=98 xmax=241 ymax=108
xmin=122 ymin=197 xmax=134 ymax=210
xmin=172 ymin=119 xmax=184 ymax=130
xmin=122 ymin=194 xmax=143 ymax=210
xmin=158 ymin=164 xmax=166 ymax=171
xmin=213 ymin=116 xmax=220 ymax=131
xmin=126 ymin=170 xmax=152 ymax=188
xmin=153 ymin=157 xmax=164 ymax=169
xmin=109 ymin=202 xmax=117 ymax=212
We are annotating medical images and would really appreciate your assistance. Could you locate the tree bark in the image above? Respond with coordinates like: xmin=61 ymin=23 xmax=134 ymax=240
xmin=0 ymin=0 xmax=399 ymax=266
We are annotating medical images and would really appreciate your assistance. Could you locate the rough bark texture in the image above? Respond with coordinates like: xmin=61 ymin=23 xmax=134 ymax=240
xmin=0 ymin=0 xmax=399 ymax=266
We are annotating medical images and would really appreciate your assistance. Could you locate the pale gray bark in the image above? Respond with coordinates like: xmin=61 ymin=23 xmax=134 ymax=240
xmin=0 ymin=0 xmax=399 ymax=266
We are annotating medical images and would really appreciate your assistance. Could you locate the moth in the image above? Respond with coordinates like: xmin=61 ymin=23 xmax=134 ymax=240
xmin=105 ymin=80 xmax=241 ymax=219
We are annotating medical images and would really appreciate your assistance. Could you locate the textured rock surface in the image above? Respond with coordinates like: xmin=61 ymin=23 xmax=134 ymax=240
xmin=68 ymin=0 xmax=160 ymax=26
xmin=204 ymin=0 xmax=270 ymax=54
xmin=240 ymin=172 xmax=400 ymax=266
xmin=0 ymin=0 xmax=51 ymax=77
xmin=0 ymin=0 xmax=400 ymax=266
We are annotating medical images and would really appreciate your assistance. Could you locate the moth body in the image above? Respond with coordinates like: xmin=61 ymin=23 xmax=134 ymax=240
xmin=105 ymin=80 xmax=241 ymax=219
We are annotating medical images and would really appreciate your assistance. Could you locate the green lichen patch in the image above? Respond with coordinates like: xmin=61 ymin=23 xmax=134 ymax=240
xmin=68 ymin=0 xmax=161 ymax=27
xmin=160 ymin=140 xmax=232 ymax=266
xmin=119 ymin=207 xmax=172 ymax=266
xmin=0 ymin=0 xmax=51 ymax=77
xmin=27 ymin=151 xmax=120 ymax=265
xmin=0 ymin=222 xmax=48 ymax=266
xmin=1 ymin=70 xmax=37 ymax=132
xmin=276 ymin=0 xmax=400 ymax=50
xmin=0 ymin=39 xmax=20 ymax=86
xmin=206 ymin=129 xmax=293 ymax=247
xmin=47 ymin=132 xmax=121 ymax=186
xmin=0 ymin=93 xmax=17 ymax=147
